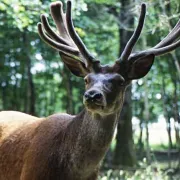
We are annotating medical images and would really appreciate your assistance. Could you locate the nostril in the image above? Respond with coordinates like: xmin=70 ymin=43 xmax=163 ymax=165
xmin=94 ymin=93 xmax=102 ymax=100
xmin=84 ymin=91 xmax=103 ymax=101
xmin=84 ymin=92 xmax=89 ymax=100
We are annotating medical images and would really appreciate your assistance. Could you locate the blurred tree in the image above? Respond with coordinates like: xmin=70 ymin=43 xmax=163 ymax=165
xmin=113 ymin=0 xmax=136 ymax=167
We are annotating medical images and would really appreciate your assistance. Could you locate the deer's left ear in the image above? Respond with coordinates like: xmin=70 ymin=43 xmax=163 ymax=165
xmin=127 ymin=54 xmax=155 ymax=80
xmin=59 ymin=52 xmax=89 ymax=77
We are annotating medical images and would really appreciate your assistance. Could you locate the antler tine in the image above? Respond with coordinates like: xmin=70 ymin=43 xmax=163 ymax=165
xmin=118 ymin=3 xmax=146 ymax=63
xmin=66 ymin=0 xmax=96 ymax=68
xmin=41 ymin=15 xmax=70 ymax=46
xmin=50 ymin=1 xmax=70 ymax=40
xmin=154 ymin=19 xmax=180 ymax=48
xmin=130 ymin=22 xmax=180 ymax=58
xmin=145 ymin=38 xmax=180 ymax=56
xmin=140 ymin=19 xmax=180 ymax=56
xmin=37 ymin=23 xmax=79 ymax=56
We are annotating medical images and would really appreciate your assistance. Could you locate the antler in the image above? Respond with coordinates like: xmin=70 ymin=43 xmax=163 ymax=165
xmin=119 ymin=3 xmax=146 ymax=62
xmin=38 ymin=1 xmax=180 ymax=78
xmin=144 ymin=19 xmax=180 ymax=56
xmin=117 ymin=3 xmax=180 ymax=63
xmin=66 ymin=1 xmax=96 ymax=67
xmin=154 ymin=19 xmax=180 ymax=48
xmin=38 ymin=0 xmax=97 ymax=70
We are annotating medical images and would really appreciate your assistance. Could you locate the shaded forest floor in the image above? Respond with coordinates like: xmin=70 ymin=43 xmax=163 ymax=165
xmin=99 ymin=150 xmax=180 ymax=179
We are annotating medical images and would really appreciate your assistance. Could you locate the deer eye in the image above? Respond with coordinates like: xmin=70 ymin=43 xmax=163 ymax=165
xmin=84 ymin=78 xmax=89 ymax=85
xmin=112 ymin=77 xmax=125 ymax=86
xmin=117 ymin=79 xmax=125 ymax=86
xmin=103 ymin=82 xmax=112 ymax=92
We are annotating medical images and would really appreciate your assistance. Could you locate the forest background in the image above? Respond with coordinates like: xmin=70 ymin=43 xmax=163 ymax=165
xmin=0 ymin=0 xmax=180 ymax=179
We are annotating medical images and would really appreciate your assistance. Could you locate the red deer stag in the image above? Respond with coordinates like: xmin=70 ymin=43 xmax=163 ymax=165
xmin=0 ymin=1 xmax=180 ymax=180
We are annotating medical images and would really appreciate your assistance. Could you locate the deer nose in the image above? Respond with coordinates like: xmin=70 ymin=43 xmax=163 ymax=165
xmin=84 ymin=90 xmax=103 ymax=101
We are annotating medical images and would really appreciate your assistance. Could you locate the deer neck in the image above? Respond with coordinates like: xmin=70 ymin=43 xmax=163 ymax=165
xmin=66 ymin=106 xmax=123 ymax=178
xmin=80 ymin=110 xmax=119 ymax=148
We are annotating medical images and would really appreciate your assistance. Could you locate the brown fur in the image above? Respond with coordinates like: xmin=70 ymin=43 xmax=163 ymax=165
xmin=0 ymin=106 xmax=123 ymax=180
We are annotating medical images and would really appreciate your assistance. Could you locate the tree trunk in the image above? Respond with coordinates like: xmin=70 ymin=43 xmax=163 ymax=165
xmin=113 ymin=0 xmax=136 ymax=167
xmin=23 ymin=31 xmax=36 ymax=115
xmin=61 ymin=65 xmax=74 ymax=114
xmin=161 ymin=74 xmax=173 ymax=168
xmin=27 ymin=55 xmax=35 ymax=115
xmin=172 ymin=79 xmax=180 ymax=147
xmin=137 ymin=118 xmax=144 ymax=158
xmin=144 ymin=76 xmax=151 ymax=164
xmin=114 ymin=85 xmax=136 ymax=166
xmin=1 ymin=81 xmax=7 ymax=110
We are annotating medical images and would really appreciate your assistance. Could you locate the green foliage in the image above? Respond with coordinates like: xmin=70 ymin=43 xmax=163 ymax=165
xmin=85 ymin=0 xmax=117 ymax=5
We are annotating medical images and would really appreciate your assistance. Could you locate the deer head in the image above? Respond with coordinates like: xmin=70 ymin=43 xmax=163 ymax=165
xmin=38 ymin=1 xmax=180 ymax=116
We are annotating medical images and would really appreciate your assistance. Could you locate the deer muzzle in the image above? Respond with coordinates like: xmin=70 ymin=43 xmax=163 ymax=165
xmin=83 ymin=89 xmax=106 ymax=111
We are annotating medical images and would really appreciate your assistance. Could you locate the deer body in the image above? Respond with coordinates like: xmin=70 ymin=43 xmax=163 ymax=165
xmin=0 ymin=105 xmax=123 ymax=180
xmin=0 ymin=0 xmax=180 ymax=179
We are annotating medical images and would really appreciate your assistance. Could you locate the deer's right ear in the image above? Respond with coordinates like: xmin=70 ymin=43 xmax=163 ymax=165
xmin=60 ymin=53 xmax=89 ymax=77
xmin=127 ymin=54 xmax=155 ymax=80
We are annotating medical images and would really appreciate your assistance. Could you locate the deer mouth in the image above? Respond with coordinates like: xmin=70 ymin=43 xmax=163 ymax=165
xmin=84 ymin=101 xmax=105 ymax=111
